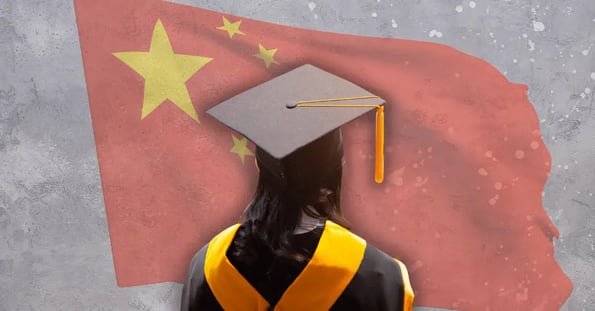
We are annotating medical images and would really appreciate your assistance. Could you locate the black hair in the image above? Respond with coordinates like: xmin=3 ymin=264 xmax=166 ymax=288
xmin=228 ymin=130 xmax=349 ymax=265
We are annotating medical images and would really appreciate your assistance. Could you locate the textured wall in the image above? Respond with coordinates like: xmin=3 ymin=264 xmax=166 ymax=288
xmin=1 ymin=0 xmax=593 ymax=310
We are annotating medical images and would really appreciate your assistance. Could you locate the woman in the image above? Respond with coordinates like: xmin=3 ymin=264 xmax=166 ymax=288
xmin=181 ymin=64 xmax=413 ymax=310
xmin=181 ymin=131 xmax=414 ymax=311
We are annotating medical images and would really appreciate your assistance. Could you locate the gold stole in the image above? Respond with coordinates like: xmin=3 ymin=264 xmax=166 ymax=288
xmin=394 ymin=258 xmax=415 ymax=311
xmin=203 ymin=220 xmax=366 ymax=311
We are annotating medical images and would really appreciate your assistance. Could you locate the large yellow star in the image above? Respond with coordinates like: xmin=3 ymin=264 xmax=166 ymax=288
xmin=113 ymin=19 xmax=213 ymax=123
xmin=216 ymin=16 xmax=245 ymax=39
xmin=253 ymin=44 xmax=280 ymax=68
xmin=230 ymin=134 xmax=254 ymax=164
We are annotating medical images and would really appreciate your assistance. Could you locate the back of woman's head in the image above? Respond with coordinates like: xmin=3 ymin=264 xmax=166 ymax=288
xmin=231 ymin=130 xmax=349 ymax=264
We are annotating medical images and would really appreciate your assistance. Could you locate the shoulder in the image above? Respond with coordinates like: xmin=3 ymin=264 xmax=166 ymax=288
xmin=359 ymin=244 xmax=403 ymax=279
xmin=322 ymin=224 xmax=406 ymax=277
xmin=184 ymin=224 xmax=243 ymax=285
xmin=181 ymin=229 xmax=237 ymax=311
xmin=189 ymin=223 xmax=243 ymax=266
xmin=333 ymin=227 xmax=400 ymax=272
xmin=188 ymin=244 xmax=209 ymax=272
xmin=332 ymin=242 xmax=415 ymax=311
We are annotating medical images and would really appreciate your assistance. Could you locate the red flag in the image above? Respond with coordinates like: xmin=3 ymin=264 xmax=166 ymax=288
xmin=74 ymin=0 xmax=572 ymax=309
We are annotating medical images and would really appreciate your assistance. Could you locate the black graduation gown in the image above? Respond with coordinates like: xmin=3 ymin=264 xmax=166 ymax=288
xmin=181 ymin=220 xmax=414 ymax=311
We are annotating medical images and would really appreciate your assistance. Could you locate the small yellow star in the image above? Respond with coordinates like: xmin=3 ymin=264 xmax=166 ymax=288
xmin=216 ymin=16 xmax=245 ymax=39
xmin=230 ymin=134 xmax=254 ymax=164
xmin=253 ymin=44 xmax=280 ymax=68
xmin=113 ymin=19 xmax=213 ymax=123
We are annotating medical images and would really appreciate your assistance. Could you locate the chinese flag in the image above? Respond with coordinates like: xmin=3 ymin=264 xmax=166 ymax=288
xmin=74 ymin=0 xmax=572 ymax=310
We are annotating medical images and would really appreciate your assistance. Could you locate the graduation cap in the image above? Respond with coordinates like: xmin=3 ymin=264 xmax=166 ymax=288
xmin=207 ymin=64 xmax=386 ymax=183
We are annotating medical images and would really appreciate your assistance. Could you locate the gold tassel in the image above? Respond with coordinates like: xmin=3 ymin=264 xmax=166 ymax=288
xmin=292 ymin=96 xmax=385 ymax=184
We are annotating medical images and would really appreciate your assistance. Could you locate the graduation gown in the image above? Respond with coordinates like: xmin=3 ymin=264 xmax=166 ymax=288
xmin=181 ymin=220 xmax=414 ymax=311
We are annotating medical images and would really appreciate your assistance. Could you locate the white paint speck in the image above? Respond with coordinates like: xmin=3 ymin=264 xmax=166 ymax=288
xmin=429 ymin=29 xmax=443 ymax=38
xmin=489 ymin=194 xmax=499 ymax=206
xmin=591 ymin=72 xmax=595 ymax=80
xmin=515 ymin=150 xmax=525 ymax=159
xmin=530 ymin=141 xmax=540 ymax=149
xmin=533 ymin=21 xmax=545 ymax=32
xmin=582 ymin=49 xmax=590 ymax=56
xmin=522 ymin=33 xmax=528 ymax=38
xmin=585 ymin=88 xmax=592 ymax=94
xmin=391 ymin=19 xmax=398 ymax=28
xmin=528 ymin=39 xmax=535 ymax=51
xmin=530 ymin=58 xmax=535 ymax=62
xmin=478 ymin=168 xmax=488 ymax=176
xmin=314 ymin=13 xmax=318 ymax=19
xmin=308 ymin=2 xmax=316 ymax=11
xmin=513 ymin=58 xmax=518 ymax=63
xmin=456 ymin=5 xmax=463 ymax=13
xmin=371 ymin=12 xmax=378 ymax=17
xmin=564 ymin=165 xmax=569 ymax=170
xmin=469 ymin=1 xmax=476 ymax=8
xmin=581 ymin=92 xmax=587 ymax=99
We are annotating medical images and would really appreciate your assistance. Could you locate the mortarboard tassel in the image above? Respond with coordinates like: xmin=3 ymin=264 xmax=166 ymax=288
xmin=375 ymin=105 xmax=384 ymax=183
xmin=288 ymin=96 xmax=385 ymax=183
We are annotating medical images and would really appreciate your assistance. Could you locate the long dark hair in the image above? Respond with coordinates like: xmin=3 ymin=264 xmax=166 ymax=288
xmin=229 ymin=130 xmax=349 ymax=264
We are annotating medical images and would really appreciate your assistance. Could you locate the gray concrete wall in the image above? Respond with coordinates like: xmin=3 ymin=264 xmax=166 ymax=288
xmin=1 ymin=0 xmax=593 ymax=310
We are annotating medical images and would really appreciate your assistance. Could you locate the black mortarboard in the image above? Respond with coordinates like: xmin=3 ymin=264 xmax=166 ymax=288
xmin=207 ymin=64 xmax=385 ymax=183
